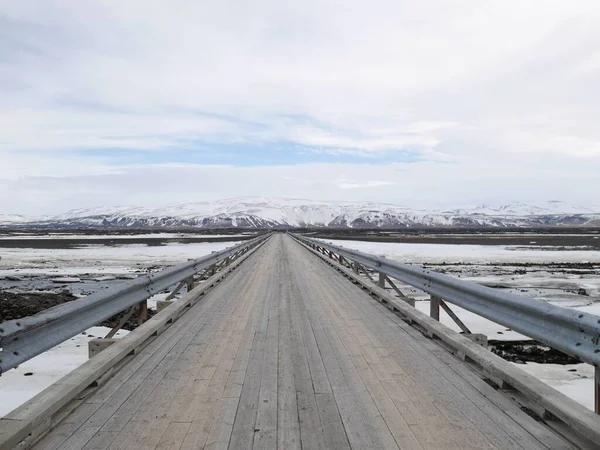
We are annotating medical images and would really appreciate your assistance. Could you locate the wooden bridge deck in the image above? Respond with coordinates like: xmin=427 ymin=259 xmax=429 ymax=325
xmin=32 ymin=235 xmax=577 ymax=449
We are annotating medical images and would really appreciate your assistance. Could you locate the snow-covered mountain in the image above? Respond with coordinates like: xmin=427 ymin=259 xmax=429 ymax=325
xmin=3 ymin=197 xmax=600 ymax=229
xmin=0 ymin=214 xmax=34 ymax=225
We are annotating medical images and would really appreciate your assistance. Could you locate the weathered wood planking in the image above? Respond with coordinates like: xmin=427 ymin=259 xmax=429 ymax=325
xmin=29 ymin=235 xmax=580 ymax=450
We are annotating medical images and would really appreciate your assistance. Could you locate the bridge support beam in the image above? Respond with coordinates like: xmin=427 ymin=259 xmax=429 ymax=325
xmin=156 ymin=300 xmax=172 ymax=312
xmin=88 ymin=338 xmax=116 ymax=359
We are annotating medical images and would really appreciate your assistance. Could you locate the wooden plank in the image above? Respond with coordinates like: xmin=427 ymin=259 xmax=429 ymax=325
xmin=285 ymin=244 xmax=372 ymax=449
xmin=156 ymin=422 xmax=190 ymax=450
xmin=51 ymin=426 xmax=99 ymax=450
xmin=314 ymin=393 xmax=350 ymax=450
xmin=227 ymin=265 xmax=272 ymax=450
xmin=25 ymin=235 xmax=583 ymax=450
xmin=290 ymin=239 xmax=539 ymax=449
xmin=81 ymin=431 xmax=118 ymax=450
xmin=331 ymin=269 xmax=551 ymax=450
xmin=288 ymin=284 xmax=327 ymax=450
xmin=276 ymin=272 xmax=302 ymax=450
xmin=253 ymin=271 xmax=279 ymax=450
xmin=181 ymin=252 xmax=269 ymax=450
xmin=321 ymin=278 xmax=469 ymax=448
xmin=203 ymin=397 xmax=239 ymax=450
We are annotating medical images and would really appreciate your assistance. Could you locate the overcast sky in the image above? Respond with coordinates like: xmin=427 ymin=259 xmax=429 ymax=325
xmin=1 ymin=1 xmax=599 ymax=216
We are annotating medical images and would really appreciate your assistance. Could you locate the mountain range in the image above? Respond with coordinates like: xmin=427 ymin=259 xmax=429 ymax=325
xmin=1 ymin=197 xmax=599 ymax=229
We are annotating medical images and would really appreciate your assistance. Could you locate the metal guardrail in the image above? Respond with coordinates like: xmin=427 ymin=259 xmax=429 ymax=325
xmin=294 ymin=234 xmax=600 ymax=369
xmin=0 ymin=233 xmax=271 ymax=374
xmin=293 ymin=234 xmax=600 ymax=441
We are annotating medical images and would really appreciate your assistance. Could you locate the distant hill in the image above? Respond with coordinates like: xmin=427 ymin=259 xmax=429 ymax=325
xmin=2 ymin=197 xmax=599 ymax=229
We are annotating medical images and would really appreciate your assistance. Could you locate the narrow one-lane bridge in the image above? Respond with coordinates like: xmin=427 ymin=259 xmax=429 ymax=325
xmin=1 ymin=234 xmax=600 ymax=450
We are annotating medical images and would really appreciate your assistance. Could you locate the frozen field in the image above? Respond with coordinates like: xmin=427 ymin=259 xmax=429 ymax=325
xmin=0 ymin=240 xmax=244 ymax=296
xmin=0 ymin=233 xmax=250 ymax=240
xmin=324 ymin=239 xmax=600 ymax=264
xmin=0 ymin=240 xmax=244 ymax=272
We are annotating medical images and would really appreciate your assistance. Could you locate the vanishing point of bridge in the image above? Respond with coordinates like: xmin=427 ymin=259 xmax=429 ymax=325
xmin=1 ymin=234 xmax=600 ymax=450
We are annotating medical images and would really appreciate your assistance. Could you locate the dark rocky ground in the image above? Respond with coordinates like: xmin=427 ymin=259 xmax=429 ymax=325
xmin=488 ymin=339 xmax=581 ymax=365
xmin=308 ymin=228 xmax=600 ymax=249
xmin=0 ymin=291 xmax=155 ymax=331
xmin=0 ymin=230 xmax=258 ymax=249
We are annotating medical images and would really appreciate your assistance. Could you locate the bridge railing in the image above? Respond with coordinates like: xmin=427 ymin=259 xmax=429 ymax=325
xmin=0 ymin=233 xmax=271 ymax=374
xmin=292 ymin=233 xmax=600 ymax=416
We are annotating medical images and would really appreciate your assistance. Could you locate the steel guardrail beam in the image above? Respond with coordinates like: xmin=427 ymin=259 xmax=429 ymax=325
xmin=293 ymin=234 xmax=600 ymax=368
xmin=292 ymin=234 xmax=600 ymax=444
xmin=0 ymin=237 xmax=267 ymax=450
xmin=0 ymin=233 xmax=271 ymax=374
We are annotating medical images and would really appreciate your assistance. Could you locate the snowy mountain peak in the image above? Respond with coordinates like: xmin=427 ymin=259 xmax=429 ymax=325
xmin=2 ymin=197 xmax=599 ymax=229
xmin=0 ymin=214 xmax=33 ymax=224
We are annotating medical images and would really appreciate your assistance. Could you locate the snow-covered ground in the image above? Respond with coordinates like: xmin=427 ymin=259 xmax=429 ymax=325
xmin=515 ymin=362 xmax=595 ymax=411
xmin=0 ymin=326 xmax=129 ymax=416
xmin=323 ymin=240 xmax=600 ymax=264
xmin=0 ymin=240 xmax=243 ymax=275
xmin=0 ymin=233 xmax=250 ymax=240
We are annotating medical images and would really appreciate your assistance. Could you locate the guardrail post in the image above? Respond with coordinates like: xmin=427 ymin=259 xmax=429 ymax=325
xmin=594 ymin=366 xmax=600 ymax=414
xmin=353 ymin=262 xmax=359 ymax=274
xmin=186 ymin=276 xmax=194 ymax=292
xmin=430 ymin=295 xmax=441 ymax=321
xmin=378 ymin=272 xmax=385 ymax=288
xmin=137 ymin=300 xmax=148 ymax=325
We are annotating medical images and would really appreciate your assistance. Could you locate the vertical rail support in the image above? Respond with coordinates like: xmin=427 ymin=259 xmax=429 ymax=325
xmin=353 ymin=261 xmax=359 ymax=274
xmin=430 ymin=295 xmax=441 ymax=321
xmin=378 ymin=272 xmax=385 ymax=288
xmin=185 ymin=276 xmax=194 ymax=292
xmin=594 ymin=366 xmax=600 ymax=414
xmin=137 ymin=300 xmax=148 ymax=325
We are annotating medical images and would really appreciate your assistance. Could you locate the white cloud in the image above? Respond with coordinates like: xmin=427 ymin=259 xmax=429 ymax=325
xmin=337 ymin=180 xmax=396 ymax=189
xmin=1 ymin=0 xmax=600 ymax=213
